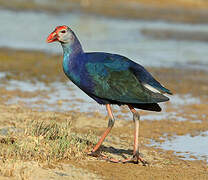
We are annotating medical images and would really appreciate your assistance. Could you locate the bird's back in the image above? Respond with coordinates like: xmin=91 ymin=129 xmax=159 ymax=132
xmin=82 ymin=52 xmax=171 ymax=106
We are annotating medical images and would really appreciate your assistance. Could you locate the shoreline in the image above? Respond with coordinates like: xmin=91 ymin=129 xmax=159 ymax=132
xmin=0 ymin=47 xmax=208 ymax=95
xmin=0 ymin=47 xmax=207 ymax=179
xmin=1 ymin=0 xmax=208 ymax=24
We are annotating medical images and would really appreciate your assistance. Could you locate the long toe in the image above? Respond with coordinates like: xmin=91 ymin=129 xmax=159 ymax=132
xmin=102 ymin=156 xmax=121 ymax=163
xmin=88 ymin=151 xmax=121 ymax=163
xmin=88 ymin=151 xmax=149 ymax=165
xmin=88 ymin=151 xmax=101 ymax=157
xmin=136 ymin=156 xmax=149 ymax=166
xmin=121 ymin=154 xmax=149 ymax=166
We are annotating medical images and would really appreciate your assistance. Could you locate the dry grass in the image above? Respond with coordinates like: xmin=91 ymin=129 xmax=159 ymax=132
xmin=0 ymin=104 xmax=100 ymax=179
xmin=0 ymin=118 xmax=97 ymax=164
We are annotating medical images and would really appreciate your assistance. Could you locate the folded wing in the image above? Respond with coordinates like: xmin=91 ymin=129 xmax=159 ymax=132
xmin=85 ymin=52 xmax=172 ymax=104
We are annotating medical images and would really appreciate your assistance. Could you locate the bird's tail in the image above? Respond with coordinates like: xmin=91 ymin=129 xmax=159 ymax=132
xmin=130 ymin=103 xmax=161 ymax=112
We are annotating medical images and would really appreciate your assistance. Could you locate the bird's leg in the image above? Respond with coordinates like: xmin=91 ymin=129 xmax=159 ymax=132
xmin=88 ymin=104 xmax=115 ymax=158
xmin=121 ymin=105 xmax=149 ymax=165
xmin=89 ymin=104 xmax=148 ymax=164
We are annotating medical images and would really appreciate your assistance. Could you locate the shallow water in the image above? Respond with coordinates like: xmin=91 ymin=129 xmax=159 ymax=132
xmin=1 ymin=79 xmax=202 ymax=121
xmin=4 ymin=80 xmax=105 ymax=114
xmin=142 ymin=112 xmax=188 ymax=122
xmin=1 ymin=10 xmax=208 ymax=68
xmin=151 ymin=132 xmax=208 ymax=161
xmin=0 ymin=72 xmax=6 ymax=79
xmin=170 ymin=94 xmax=201 ymax=107
xmin=4 ymin=79 xmax=207 ymax=161
xmin=5 ymin=80 xmax=47 ymax=92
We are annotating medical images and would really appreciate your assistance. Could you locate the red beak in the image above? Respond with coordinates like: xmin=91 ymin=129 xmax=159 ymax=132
xmin=46 ymin=31 xmax=58 ymax=43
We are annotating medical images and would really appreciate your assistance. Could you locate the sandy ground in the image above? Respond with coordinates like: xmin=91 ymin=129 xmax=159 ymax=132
xmin=0 ymin=104 xmax=208 ymax=180
xmin=0 ymin=48 xmax=207 ymax=179
xmin=1 ymin=0 xmax=208 ymax=178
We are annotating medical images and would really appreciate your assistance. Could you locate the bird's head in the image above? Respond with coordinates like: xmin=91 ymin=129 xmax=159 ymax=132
xmin=46 ymin=25 xmax=74 ymax=44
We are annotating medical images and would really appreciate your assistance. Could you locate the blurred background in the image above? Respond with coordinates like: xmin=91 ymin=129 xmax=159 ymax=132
xmin=1 ymin=0 xmax=208 ymax=67
xmin=0 ymin=0 xmax=208 ymax=166
xmin=1 ymin=0 xmax=208 ymax=129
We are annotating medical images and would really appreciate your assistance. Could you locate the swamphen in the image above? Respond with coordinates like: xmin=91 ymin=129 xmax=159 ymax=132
xmin=47 ymin=25 xmax=172 ymax=165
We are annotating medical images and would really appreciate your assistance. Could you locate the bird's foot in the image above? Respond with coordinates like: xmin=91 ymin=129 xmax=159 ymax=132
xmin=88 ymin=151 xmax=100 ymax=157
xmin=121 ymin=152 xmax=149 ymax=166
xmin=88 ymin=151 xmax=149 ymax=165
xmin=88 ymin=151 xmax=120 ymax=163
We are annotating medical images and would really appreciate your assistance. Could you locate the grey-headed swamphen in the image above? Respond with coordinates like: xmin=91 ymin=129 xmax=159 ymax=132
xmin=47 ymin=25 xmax=172 ymax=165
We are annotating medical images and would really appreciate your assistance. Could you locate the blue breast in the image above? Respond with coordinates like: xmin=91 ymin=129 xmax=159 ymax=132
xmin=63 ymin=51 xmax=96 ymax=96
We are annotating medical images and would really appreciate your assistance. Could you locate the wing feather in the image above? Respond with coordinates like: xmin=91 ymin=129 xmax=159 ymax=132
xmin=85 ymin=53 xmax=170 ymax=104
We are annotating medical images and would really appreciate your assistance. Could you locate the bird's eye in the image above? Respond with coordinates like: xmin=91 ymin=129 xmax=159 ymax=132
xmin=61 ymin=30 xmax=66 ymax=33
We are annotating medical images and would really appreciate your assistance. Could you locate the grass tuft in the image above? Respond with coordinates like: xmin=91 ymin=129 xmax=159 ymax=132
xmin=0 ymin=119 xmax=97 ymax=163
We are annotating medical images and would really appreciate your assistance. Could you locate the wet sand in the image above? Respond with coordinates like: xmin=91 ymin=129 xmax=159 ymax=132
xmin=0 ymin=48 xmax=207 ymax=179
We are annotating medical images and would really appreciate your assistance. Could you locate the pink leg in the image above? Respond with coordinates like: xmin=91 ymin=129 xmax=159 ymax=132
xmin=129 ymin=105 xmax=139 ymax=156
xmin=89 ymin=104 xmax=148 ymax=165
xmin=89 ymin=104 xmax=122 ymax=162
xmin=89 ymin=104 xmax=115 ymax=155
xmin=120 ymin=105 xmax=148 ymax=165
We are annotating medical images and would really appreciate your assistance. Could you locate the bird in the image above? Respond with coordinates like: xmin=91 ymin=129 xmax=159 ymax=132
xmin=47 ymin=25 xmax=172 ymax=165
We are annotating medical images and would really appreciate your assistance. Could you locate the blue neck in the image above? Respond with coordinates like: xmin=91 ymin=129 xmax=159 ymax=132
xmin=61 ymin=36 xmax=84 ymax=84
xmin=61 ymin=36 xmax=83 ymax=59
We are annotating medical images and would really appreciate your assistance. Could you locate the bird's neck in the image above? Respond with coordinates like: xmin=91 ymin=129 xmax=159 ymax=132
xmin=61 ymin=37 xmax=84 ymax=83
xmin=61 ymin=37 xmax=83 ymax=59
